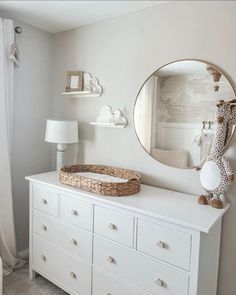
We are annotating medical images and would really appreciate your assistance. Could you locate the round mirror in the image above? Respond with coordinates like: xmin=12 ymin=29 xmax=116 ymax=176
xmin=134 ymin=60 xmax=235 ymax=169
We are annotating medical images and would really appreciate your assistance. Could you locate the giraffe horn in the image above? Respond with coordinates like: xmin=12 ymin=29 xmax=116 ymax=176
xmin=216 ymin=101 xmax=224 ymax=107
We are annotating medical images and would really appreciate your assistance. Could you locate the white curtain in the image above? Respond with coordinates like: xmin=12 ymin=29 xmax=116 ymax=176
xmin=134 ymin=76 xmax=158 ymax=152
xmin=0 ymin=18 xmax=18 ymax=271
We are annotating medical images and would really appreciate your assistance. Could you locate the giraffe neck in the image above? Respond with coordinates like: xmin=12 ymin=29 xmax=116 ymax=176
xmin=211 ymin=123 xmax=227 ymax=158
xmin=225 ymin=111 xmax=236 ymax=144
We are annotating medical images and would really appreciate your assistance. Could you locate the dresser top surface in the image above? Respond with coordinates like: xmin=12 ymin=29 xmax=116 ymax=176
xmin=26 ymin=171 xmax=229 ymax=233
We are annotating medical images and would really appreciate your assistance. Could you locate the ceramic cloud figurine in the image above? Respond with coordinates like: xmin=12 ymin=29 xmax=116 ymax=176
xmin=196 ymin=99 xmax=236 ymax=209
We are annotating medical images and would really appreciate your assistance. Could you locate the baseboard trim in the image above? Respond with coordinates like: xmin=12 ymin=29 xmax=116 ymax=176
xmin=17 ymin=248 xmax=29 ymax=259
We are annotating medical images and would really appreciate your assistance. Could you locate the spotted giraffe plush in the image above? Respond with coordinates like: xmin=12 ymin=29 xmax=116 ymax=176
xmin=196 ymin=99 xmax=236 ymax=209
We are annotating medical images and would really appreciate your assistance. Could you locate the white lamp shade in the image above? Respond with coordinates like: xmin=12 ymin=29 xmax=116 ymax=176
xmin=45 ymin=119 xmax=78 ymax=144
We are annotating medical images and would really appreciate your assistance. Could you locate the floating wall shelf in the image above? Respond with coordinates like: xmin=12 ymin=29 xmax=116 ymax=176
xmin=90 ymin=122 xmax=126 ymax=128
xmin=91 ymin=105 xmax=128 ymax=128
xmin=62 ymin=72 xmax=103 ymax=98
xmin=61 ymin=91 xmax=101 ymax=98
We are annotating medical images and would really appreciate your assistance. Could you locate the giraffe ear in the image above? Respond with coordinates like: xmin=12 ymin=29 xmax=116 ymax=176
xmin=230 ymin=103 xmax=236 ymax=110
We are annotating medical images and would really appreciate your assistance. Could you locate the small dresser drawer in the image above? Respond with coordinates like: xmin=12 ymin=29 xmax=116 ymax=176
xmin=93 ymin=237 xmax=189 ymax=295
xmin=33 ymin=210 xmax=91 ymax=261
xmin=32 ymin=184 xmax=58 ymax=217
xmin=137 ymin=219 xmax=191 ymax=270
xmin=33 ymin=235 xmax=91 ymax=295
xmin=93 ymin=268 xmax=148 ymax=295
xmin=94 ymin=206 xmax=134 ymax=247
xmin=61 ymin=194 xmax=91 ymax=230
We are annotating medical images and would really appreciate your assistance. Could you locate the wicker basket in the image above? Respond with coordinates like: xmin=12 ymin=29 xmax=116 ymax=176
xmin=59 ymin=164 xmax=141 ymax=196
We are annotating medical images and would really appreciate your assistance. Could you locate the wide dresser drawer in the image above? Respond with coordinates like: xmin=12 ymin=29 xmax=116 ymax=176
xmin=33 ymin=235 xmax=91 ymax=295
xmin=33 ymin=210 xmax=91 ymax=261
xmin=32 ymin=184 xmax=58 ymax=217
xmin=92 ymin=268 xmax=149 ymax=295
xmin=94 ymin=206 xmax=134 ymax=247
xmin=61 ymin=193 xmax=92 ymax=230
xmin=137 ymin=219 xmax=191 ymax=270
xmin=93 ymin=236 xmax=189 ymax=295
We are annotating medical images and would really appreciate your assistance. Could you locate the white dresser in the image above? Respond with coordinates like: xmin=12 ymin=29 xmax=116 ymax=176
xmin=26 ymin=172 xmax=229 ymax=295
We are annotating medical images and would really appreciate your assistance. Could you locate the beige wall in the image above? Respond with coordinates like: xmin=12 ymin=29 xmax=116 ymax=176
xmin=12 ymin=21 xmax=53 ymax=251
xmin=51 ymin=2 xmax=236 ymax=294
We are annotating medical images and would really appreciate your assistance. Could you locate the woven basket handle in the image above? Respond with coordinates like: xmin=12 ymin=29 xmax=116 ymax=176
xmin=129 ymin=177 xmax=138 ymax=181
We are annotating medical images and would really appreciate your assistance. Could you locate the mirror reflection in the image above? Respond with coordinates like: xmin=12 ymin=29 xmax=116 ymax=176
xmin=134 ymin=60 xmax=235 ymax=168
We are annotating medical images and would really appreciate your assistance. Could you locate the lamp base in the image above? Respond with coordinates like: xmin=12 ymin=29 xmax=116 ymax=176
xmin=56 ymin=144 xmax=67 ymax=171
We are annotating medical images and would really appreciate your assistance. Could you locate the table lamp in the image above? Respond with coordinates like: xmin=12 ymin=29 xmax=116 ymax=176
xmin=45 ymin=119 xmax=79 ymax=171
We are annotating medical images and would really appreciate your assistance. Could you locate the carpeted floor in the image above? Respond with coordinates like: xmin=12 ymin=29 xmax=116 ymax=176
xmin=3 ymin=261 xmax=67 ymax=295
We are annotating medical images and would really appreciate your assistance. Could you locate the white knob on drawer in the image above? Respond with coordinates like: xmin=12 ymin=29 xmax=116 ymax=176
xmin=71 ymin=209 xmax=78 ymax=216
xmin=71 ymin=239 xmax=77 ymax=246
xmin=156 ymin=278 xmax=164 ymax=287
xmin=107 ymin=256 xmax=115 ymax=264
xmin=41 ymin=225 xmax=47 ymax=231
xmin=41 ymin=255 xmax=47 ymax=262
xmin=41 ymin=199 xmax=47 ymax=205
xmin=70 ymin=272 xmax=77 ymax=279
xmin=157 ymin=241 xmax=166 ymax=248
xmin=108 ymin=223 xmax=116 ymax=230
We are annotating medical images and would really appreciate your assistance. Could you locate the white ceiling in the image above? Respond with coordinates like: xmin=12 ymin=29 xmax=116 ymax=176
xmin=0 ymin=1 xmax=165 ymax=33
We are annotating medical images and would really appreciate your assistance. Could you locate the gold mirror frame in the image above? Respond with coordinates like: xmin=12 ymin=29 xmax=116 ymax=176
xmin=133 ymin=59 xmax=236 ymax=169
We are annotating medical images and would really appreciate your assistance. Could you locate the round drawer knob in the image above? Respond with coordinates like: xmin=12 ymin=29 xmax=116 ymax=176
xmin=107 ymin=256 xmax=115 ymax=264
xmin=70 ymin=272 xmax=77 ymax=279
xmin=41 ymin=199 xmax=47 ymax=205
xmin=71 ymin=239 xmax=77 ymax=246
xmin=71 ymin=209 xmax=78 ymax=216
xmin=108 ymin=223 xmax=116 ymax=230
xmin=41 ymin=255 xmax=47 ymax=262
xmin=41 ymin=225 xmax=47 ymax=231
xmin=157 ymin=241 xmax=166 ymax=248
xmin=156 ymin=278 xmax=164 ymax=287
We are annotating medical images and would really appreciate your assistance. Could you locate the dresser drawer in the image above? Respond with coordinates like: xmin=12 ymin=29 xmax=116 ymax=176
xmin=33 ymin=210 xmax=91 ymax=261
xmin=33 ymin=235 xmax=91 ymax=295
xmin=94 ymin=206 xmax=134 ymax=247
xmin=93 ymin=237 xmax=189 ymax=295
xmin=61 ymin=194 xmax=91 ymax=230
xmin=137 ymin=219 xmax=191 ymax=270
xmin=32 ymin=184 xmax=58 ymax=217
xmin=93 ymin=268 xmax=149 ymax=295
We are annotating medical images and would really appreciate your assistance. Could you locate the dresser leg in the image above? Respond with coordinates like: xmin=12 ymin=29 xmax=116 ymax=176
xmin=29 ymin=267 xmax=36 ymax=280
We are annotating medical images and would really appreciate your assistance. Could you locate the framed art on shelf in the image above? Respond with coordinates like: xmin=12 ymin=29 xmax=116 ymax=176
xmin=66 ymin=71 xmax=84 ymax=92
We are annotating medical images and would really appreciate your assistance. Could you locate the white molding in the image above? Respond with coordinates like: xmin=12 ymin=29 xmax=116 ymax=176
xmin=17 ymin=248 xmax=29 ymax=259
